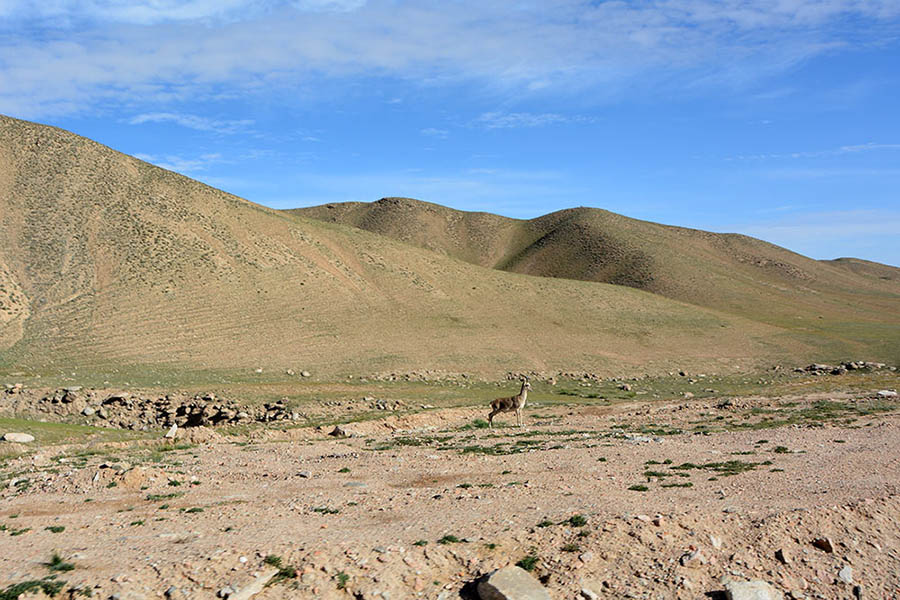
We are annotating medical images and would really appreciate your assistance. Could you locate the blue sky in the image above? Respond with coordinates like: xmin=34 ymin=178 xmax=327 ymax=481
xmin=1 ymin=1 xmax=899 ymax=266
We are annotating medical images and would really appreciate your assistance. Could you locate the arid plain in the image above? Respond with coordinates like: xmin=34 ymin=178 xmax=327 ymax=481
xmin=1 ymin=115 xmax=899 ymax=599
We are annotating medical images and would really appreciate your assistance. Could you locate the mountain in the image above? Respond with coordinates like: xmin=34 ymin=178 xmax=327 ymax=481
xmin=292 ymin=198 xmax=900 ymax=361
xmin=0 ymin=115 xmax=897 ymax=381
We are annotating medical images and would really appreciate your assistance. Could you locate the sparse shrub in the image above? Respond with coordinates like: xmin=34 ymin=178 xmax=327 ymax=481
xmin=773 ymin=446 xmax=790 ymax=454
xmin=628 ymin=484 xmax=649 ymax=492
xmin=561 ymin=543 xmax=580 ymax=552
xmin=338 ymin=467 xmax=350 ymax=473
xmin=566 ymin=515 xmax=587 ymax=527
xmin=516 ymin=553 xmax=539 ymax=571
xmin=45 ymin=553 xmax=74 ymax=572
xmin=438 ymin=534 xmax=461 ymax=544
xmin=264 ymin=555 xmax=283 ymax=567
xmin=413 ymin=540 xmax=427 ymax=546
xmin=335 ymin=571 xmax=349 ymax=590
xmin=45 ymin=526 xmax=65 ymax=533
xmin=537 ymin=519 xmax=554 ymax=528
xmin=185 ymin=507 xmax=203 ymax=513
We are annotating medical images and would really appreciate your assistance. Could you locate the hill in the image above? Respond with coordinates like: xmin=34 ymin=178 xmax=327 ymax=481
xmin=292 ymin=198 xmax=900 ymax=361
xmin=0 ymin=115 xmax=897 ymax=382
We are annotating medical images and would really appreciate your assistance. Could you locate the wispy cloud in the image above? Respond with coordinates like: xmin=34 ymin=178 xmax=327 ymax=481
xmin=475 ymin=111 xmax=595 ymax=129
xmin=1 ymin=1 xmax=898 ymax=117
xmin=128 ymin=112 xmax=254 ymax=134
xmin=133 ymin=152 xmax=225 ymax=173
xmin=420 ymin=127 xmax=448 ymax=139
xmin=729 ymin=142 xmax=900 ymax=161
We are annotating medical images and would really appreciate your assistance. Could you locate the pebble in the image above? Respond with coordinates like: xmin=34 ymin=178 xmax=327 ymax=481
xmin=812 ymin=538 xmax=834 ymax=553
xmin=839 ymin=565 xmax=853 ymax=584
xmin=298 ymin=471 xmax=312 ymax=478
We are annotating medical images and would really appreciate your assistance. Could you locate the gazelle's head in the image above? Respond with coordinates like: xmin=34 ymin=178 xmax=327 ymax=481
xmin=521 ymin=376 xmax=531 ymax=390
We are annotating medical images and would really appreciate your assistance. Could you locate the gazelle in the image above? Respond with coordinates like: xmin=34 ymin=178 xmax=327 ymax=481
xmin=488 ymin=376 xmax=531 ymax=428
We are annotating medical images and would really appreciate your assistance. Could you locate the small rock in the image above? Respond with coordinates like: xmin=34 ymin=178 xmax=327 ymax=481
xmin=876 ymin=390 xmax=897 ymax=398
xmin=683 ymin=392 xmax=694 ymax=399
xmin=298 ymin=471 xmax=312 ymax=478
xmin=164 ymin=424 xmax=178 ymax=439
xmin=774 ymin=549 xmax=789 ymax=565
xmin=710 ymin=535 xmax=723 ymax=549
xmin=812 ymin=538 xmax=834 ymax=553
xmin=218 ymin=585 xmax=236 ymax=598
xmin=164 ymin=586 xmax=178 ymax=598
xmin=301 ymin=371 xmax=311 ymax=377
xmin=838 ymin=565 xmax=853 ymax=584
xmin=724 ymin=579 xmax=784 ymax=600
xmin=680 ymin=549 xmax=706 ymax=567
xmin=82 ymin=406 xmax=96 ymax=416
xmin=2 ymin=432 xmax=35 ymax=443
xmin=477 ymin=566 xmax=551 ymax=600
xmin=328 ymin=425 xmax=347 ymax=437
xmin=580 ymin=588 xmax=600 ymax=600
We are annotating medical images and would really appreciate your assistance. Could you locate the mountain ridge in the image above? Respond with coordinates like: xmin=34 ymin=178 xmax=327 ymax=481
xmin=1 ymin=114 xmax=897 ymax=379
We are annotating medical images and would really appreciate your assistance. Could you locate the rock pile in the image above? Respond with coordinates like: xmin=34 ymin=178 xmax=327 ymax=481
xmin=795 ymin=361 xmax=890 ymax=375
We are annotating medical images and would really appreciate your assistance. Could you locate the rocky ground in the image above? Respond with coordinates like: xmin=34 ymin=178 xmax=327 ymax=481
xmin=1 ymin=382 xmax=899 ymax=599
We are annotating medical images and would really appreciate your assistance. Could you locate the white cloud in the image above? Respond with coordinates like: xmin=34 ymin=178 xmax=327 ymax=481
xmin=730 ymin=142 xmax=900 ymax=161
xmin=133 ymin=152 xmax=225 ymax=173
xmin=420 ymin=127 xmax=448 ymax=138
xmin=475 ymin=111 xmax=594 ymax=129
xmin=0 ymin=1 xmax=898 ymax=117
xmin=128 ymin=112 xmax=254 ymax=134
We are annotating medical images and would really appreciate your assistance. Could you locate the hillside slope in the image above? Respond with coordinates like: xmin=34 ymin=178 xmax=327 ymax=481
xmin=293 ymin=198 xmax=900 ymax=361
xmin=0 ymin=115 xmax=896 ymax=380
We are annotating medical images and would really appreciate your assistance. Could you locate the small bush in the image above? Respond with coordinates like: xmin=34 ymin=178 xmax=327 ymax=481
xmin=516 ymin=553 xmax=539 ymax=571
xmin=45 ymin=553 xmax=75 ymax=573
xmin=628 ymin=484 xmax=649 ymax=492
xmin=438 ymin=534 xmax=461 ymax=545
xmin=45 ymin=526 xmax=65 ymax=533
xmin=566 ymin=515 xmax=587 ymax=527
xmin=264 ymin=555 xmax=283 ymax=567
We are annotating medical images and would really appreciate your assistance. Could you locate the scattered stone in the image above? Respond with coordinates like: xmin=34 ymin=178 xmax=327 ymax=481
xmin=680 ymin=549 xmax=706 ymax=567
xmin=218 ymin=585 xmax=236 ymax=598
xmin=164 ymin=424 xmax=178 ymax=439
xmin=328 ymin=425 xmax=347 ymax=437
xmin=2 ymin=432 xmax=35 ymax=443
xmin=164 ymin=586 xmax=178 ymax=598
xmin=301 ymin=371 xmax=311 ymax=377
xmin=724 ymin=579 xmax=784 ymax=600
xmin=710 ymin=535 xmax=723 ymax=549
xmin=838 ymin=565 xmax=853 ymax=584
xmin=774 ymin=549 xmax=789 ymax=565
xmin=619 ymin=383 xmax=632 ymax=391
xmin=82 ymin=406 xmax=96 ymax=416
xmin=876 ymin=390 xmax=897 ymax=398
xmin=229 ymin=568 xmax=279 ymax=600
xmin=580 ymin=588 xmax=600 ymax=600
xmin=811 ymin=538 xmax=834 ymax=553
xmin=683 ymin=392 xmax=694 ymax=399
xmin=477 ymin=566 xmax=552 ymax=600
xmin=853 ymin=584 xmax=863 ymax=599
xmin=298 ymin=470 xmax=312 ymax=478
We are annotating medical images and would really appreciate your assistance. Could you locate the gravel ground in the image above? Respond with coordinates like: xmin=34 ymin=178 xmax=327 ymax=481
xmin=2 ymin=390 xmax=899 ymax=599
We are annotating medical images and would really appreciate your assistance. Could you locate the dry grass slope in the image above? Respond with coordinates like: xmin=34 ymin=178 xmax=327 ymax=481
xmin=0 ymin=115 xmax=897 ymax=380
xmin=293 ymin=198 xmax=900 ymax=362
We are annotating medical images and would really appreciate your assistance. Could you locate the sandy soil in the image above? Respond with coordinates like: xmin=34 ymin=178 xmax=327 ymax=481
xmin=2 ymin=391 xmax=900 ymax=599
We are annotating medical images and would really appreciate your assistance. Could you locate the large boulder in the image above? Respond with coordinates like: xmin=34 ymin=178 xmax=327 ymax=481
xmin=725 ymin=580 xmax=784 ymax=600
xmin=477 ymin=566 xmax=551 ymax=600
xmin=2 ymin=432 xmax=35 ymax=443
